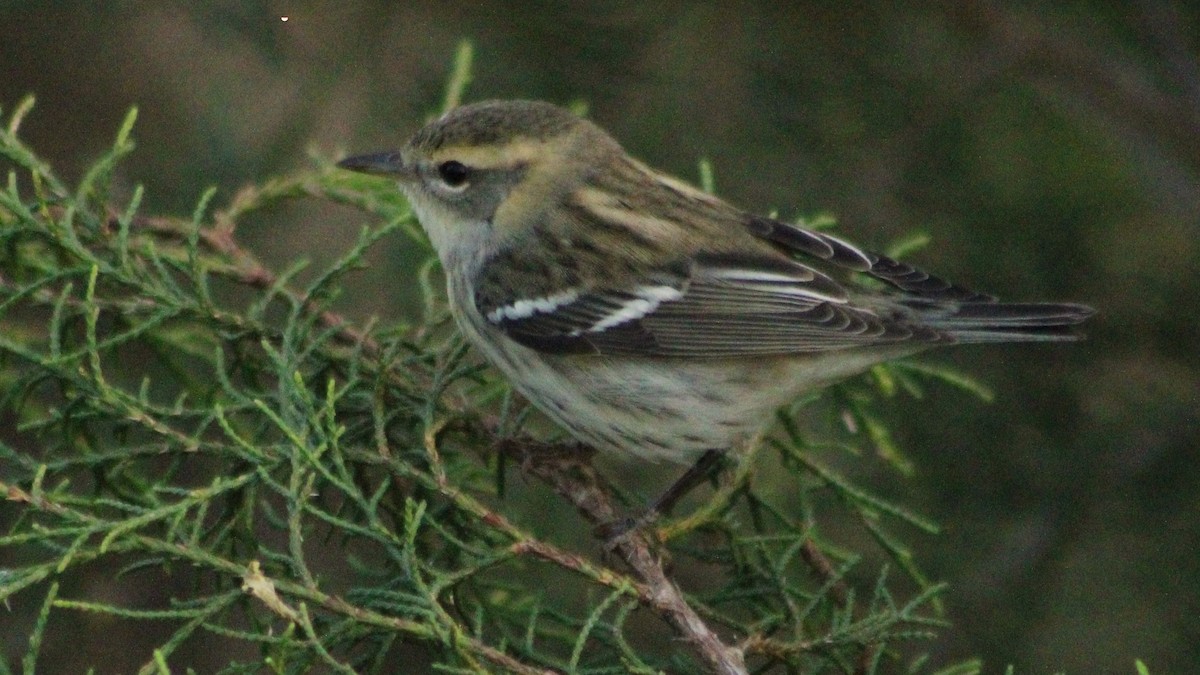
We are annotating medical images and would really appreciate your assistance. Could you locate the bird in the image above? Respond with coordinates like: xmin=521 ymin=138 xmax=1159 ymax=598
xmin=339 ymin=100 xmax=1093 ymax=527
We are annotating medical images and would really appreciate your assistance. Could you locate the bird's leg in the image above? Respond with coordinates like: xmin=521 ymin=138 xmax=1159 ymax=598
xmin=595 ymin=449 xmax=726 ymax=542
xmin=647 ymin=449 xmax=726 ymax=518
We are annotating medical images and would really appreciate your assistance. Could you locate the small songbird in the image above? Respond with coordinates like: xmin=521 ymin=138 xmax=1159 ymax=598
xmin=339 ymin=100 xmax=1092 ymax=515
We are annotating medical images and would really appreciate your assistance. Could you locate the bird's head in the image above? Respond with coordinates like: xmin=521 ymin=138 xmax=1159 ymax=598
xmin=340 ymin=100 xmax=620 ymax=266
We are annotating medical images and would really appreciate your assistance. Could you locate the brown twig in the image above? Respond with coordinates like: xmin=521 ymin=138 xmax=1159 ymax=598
xmin=795 ymin=504 xmax=882 ymax=674
xmin=120 ymin=212 xmax=380 ymax=355
xmin=497 ymin=438 xmax=748 ymax=675
xmin=799 ymin=539 xmax=850 ymax=607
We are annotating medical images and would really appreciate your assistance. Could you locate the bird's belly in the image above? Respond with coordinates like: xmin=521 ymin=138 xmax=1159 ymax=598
xmin=482 ymin=338 xmax=903 ymax=464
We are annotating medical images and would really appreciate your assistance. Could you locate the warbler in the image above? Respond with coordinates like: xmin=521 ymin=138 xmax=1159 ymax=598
xmin=339 ymin=100 xmax=1092 ymax=474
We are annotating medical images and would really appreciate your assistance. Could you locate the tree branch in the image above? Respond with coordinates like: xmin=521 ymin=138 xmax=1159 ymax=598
xmin=497 ymin=438 xmax=748 ymax=675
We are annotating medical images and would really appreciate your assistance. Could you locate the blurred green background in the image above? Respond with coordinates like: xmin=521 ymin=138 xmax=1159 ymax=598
xmin=2 ymin=0 xmax=1197 ymax=672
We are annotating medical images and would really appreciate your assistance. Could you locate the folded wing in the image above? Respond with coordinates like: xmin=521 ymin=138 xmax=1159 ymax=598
xmin=480 ymin=216 xmax=1093 ymax=357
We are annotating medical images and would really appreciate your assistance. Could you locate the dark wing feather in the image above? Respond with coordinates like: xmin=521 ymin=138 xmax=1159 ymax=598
xmin=480 ymin=213 xmax=1093 ymax=358
xmin=746 ymin=216 xmax=1093 ymax=340
xmin=746 ymin=216 xmax=994 ymax=301
xmin=483 ymin=252 xmax=942 ymax=357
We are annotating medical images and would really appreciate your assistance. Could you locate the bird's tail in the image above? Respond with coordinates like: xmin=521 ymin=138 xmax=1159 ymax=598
xmin=912 ymin=301 xmax=1096 ymax=343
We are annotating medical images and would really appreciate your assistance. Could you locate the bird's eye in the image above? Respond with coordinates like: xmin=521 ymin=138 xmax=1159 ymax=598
xmin=437 ymin=160 xmax=470 ymax=187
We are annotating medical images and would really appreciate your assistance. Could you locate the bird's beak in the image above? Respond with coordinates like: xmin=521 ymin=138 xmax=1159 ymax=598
xmin=337 ymin=151 xmax=416 ymax=180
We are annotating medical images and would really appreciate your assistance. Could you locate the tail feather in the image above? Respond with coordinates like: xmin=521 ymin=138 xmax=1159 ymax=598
xmin=915 ymin=301 xmax=1095 ymax=343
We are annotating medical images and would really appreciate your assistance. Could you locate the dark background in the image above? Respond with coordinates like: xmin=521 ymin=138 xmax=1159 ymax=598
xmin=2 ymin=1 xmax=1197 ymax=672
